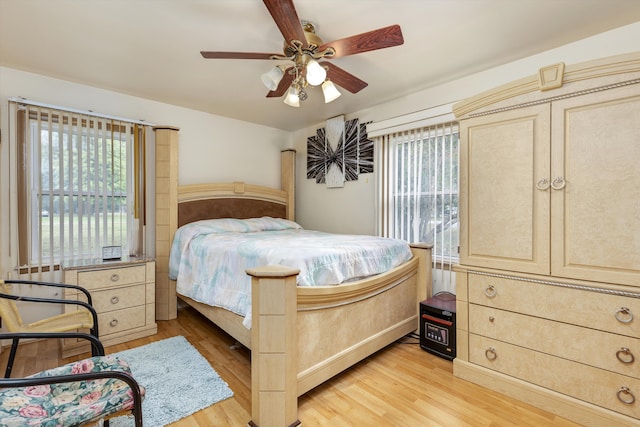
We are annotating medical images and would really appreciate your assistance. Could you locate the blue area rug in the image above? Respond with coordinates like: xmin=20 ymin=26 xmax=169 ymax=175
xmin=110 ymin=335 xmax=234 ymax=426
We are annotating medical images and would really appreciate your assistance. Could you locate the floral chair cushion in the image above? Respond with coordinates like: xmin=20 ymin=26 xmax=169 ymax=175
xmin=0 ymin=355 xmax=145 ymax=427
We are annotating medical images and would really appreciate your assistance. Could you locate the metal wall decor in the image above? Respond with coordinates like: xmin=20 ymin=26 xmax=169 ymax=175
xmin=307 ymin=116 xmax=373 ymax=188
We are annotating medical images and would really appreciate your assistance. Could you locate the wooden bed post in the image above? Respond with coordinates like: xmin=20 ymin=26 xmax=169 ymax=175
xmin=154 ymin=125 xmax=179 ymax=321
xmin=410 ymin=243 xmax=433 ymax=303
xmin=246 ymin=265 xmax=301 ymax=427
xmin=280 ymin=149 xmax=296 ymax=221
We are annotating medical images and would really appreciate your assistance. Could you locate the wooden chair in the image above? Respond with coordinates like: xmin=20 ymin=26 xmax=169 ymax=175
xmin=0 ymin=331 xmax=144 ymax=426
xmin=0 ymin=279 xmax=99 ymax=377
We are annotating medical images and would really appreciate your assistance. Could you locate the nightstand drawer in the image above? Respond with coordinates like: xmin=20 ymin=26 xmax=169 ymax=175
xmin=61 ymin=258 xmax=156 ymax=358
xmin=98 ymin=306 xmax=146 ymax=335
xmin=91 ymin=285 xmax=146 ymax=313
xmin=77 ymin=265 xmax=146 ymax=290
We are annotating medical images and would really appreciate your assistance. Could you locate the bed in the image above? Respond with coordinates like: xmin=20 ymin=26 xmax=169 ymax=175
xmin=153 ymin=141 xmax=432 ymax=427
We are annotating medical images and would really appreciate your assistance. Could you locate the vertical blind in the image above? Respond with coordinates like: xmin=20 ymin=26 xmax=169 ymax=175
xmin=10 ymin=100 xmax=148 ymax=275
xmin=377 ymin=121 xmax=459 ymax=289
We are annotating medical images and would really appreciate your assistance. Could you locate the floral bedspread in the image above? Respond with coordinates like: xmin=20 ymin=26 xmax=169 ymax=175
xmin=168 ymin=217 xmax=412 ymax=328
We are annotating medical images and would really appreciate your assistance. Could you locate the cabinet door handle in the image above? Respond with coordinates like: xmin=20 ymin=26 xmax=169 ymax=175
xmin=109 ymin=319 xmax=119 ymax=327
xmin=551 ymin=177 xmax=566 ymax=190
xmin=616 ymin=347 xmax=635 ymax=364
xmin=110 ymin=274 xmax=119 ymax=282
xmin=617 ymin=387 xmax=636 ymax=405
xmin=536 ymin=178 xmax=550 ymax=190
xmin=615 ymin=307 xmax=633 ymax=324
xmin=485 ymin=347 xmax=497 ymax=360
xmin=484 ymin=285 xmax=497 ymax=298
xmin=110 ymin=296 xmax=120 ymax=305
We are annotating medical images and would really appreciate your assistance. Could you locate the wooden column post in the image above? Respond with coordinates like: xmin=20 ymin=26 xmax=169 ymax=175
xmin=246 ymin=265 xmax=301 ymax=427
xmin=410 ymin=243 xmax=433 ymax=303
xmin=280 ymin=149 xmax=296 ymax=221
xmin=153 ymin=125 xmax=179 ymax=320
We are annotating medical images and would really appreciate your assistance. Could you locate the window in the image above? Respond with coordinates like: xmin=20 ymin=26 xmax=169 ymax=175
xmin=378 ymin=121 xmax=459 ymax=285
xmin=12 ymin=101 xmax=149 ymax=271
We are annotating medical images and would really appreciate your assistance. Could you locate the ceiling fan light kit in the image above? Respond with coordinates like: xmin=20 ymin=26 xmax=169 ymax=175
xmin=303 ymin=56 xmax=327 ymax=86
xmin=200 ymin=0 xmax=404 ymax=107
xmin=261 ymin=66 xmax=285 ymax=91
xmin=321 ymin=80 xmax=341 ymax=103
xmin=283 ymin=85 xmax=301 ymax=107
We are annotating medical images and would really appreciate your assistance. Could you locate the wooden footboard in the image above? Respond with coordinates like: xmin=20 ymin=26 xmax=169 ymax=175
xmin=246 ymin=243 xmax=431 ymax=427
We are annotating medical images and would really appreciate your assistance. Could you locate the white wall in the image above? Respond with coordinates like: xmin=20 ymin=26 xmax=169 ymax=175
xmin=0 ymin=67 xmax=292 ymax=277
xmin=292 ymin=22 xmax=640 ymax=235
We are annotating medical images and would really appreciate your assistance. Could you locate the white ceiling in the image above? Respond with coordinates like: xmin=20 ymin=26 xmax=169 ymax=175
xmin=1 ymin=0 xmax=639 ymax=132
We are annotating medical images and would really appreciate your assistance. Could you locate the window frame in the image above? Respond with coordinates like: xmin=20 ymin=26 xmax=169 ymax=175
xmin=12 ymin=101 xmax=148 ymax=271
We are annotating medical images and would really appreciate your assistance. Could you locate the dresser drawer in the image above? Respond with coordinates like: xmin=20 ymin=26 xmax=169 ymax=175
xmin=468 ymin=274 xmax=640 ymax=337
xmin=77 ymin=265 xmax=147 ymax=290
xmin=98 ymin=306 xmax=146 ymax=336
xmin=91 ymin=284 xmax=146 ymax=313
xmin=469 ymin=334 xmax=640 ymax=419
xmin=469 ymin=304 xmax=640 ymax=379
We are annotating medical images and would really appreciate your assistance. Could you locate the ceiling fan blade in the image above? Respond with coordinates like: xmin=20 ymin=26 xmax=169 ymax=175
xmin=263 ymin=0 xmax=308 ymax=48
xmin=321 ymin=62 xmax=368 ymax=94
xmin=266 ymin=68 xmax=295 ymax=97
xmin=319 ymin=24 xmax=404 ymax=58
xmin=200 ymin=51 xmax=280 ymax=60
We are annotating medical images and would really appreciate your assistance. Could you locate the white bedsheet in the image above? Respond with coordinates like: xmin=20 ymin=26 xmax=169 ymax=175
xmin=169 ymin=217 xmax=412 ymax=328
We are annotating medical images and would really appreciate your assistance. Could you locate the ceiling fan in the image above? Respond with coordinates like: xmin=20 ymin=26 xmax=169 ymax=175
xmin=200 ymin=0 xmax=404 ymax=107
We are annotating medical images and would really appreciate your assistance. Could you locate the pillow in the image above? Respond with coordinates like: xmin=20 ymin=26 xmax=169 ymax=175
xmin=242 ymin=217 xmax=303 ymax=232
xmin=179 ymin=216 xmax=302 ymax=235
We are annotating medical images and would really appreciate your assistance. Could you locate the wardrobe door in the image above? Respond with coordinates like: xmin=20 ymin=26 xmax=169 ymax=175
xmin=551 ymin=82 xmax=640 ymax=286
xmin=460 ymin=104 xmax=550 ymax=274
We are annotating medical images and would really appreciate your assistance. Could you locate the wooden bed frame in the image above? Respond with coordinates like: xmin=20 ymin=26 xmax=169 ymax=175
xmin=153 ymin=134 xmax=432 ymax=427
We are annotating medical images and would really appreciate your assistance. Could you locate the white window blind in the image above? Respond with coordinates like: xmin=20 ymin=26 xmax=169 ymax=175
xmin=10 ymin=100 xmax=149 ymax=275
xmin=377 ymin=121 xmax=459 ymax=290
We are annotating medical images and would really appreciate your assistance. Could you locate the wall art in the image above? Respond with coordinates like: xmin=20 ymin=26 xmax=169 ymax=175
xmin=306 ymin=115 xmax=373 ymax=188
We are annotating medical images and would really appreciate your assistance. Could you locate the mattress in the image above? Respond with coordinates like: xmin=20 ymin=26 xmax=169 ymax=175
xmin=169 ymin=217 xmax=413 ymax=327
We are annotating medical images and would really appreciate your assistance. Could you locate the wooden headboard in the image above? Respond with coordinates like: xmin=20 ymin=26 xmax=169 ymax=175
xmin=153 ymin=129 xmax=296 ymax=320
xmin=177 ymin=182 xmax=290 ymax=227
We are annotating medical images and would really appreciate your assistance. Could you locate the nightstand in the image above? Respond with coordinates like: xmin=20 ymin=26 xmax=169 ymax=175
xmin=61 ymin=257 xmax=157 ymax=357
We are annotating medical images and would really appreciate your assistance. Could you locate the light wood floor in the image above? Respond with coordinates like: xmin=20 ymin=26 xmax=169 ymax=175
xmin=3 ymin=306 xmax=583 ymax=426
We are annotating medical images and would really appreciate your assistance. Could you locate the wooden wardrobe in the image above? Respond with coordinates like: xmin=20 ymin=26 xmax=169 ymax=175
xmin=453 ymin=52 xmax=640 ymax=426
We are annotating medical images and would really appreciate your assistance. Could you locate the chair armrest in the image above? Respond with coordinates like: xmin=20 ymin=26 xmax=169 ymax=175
xmin=0 ymin=332 xmax=105 ymax=355
xmin=5 ymin=279 xmax=93 ymax=306
xmin=0 ymin=292 xmax=99 ymax=332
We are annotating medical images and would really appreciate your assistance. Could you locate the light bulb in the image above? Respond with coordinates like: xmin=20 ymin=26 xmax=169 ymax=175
xmin=305 ymin=59 xmax=327 ymax=86
xmin=261 ymin=67 xmax=284 ymax=91
xmin=322 ymin=80 xmax=341 ymax=103
xmin=283 ymin=86 xmax=300 ymax=107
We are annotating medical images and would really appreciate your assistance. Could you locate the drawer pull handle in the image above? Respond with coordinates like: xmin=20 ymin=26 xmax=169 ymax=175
xmin=551 ymin=176 xmax=566 ymax=190
xmin=614 ymin=307 xmax=633 ymax=324
xmin=484 ymin=285 xmax=497 ymax=298
xmin=110 ymin=274 xmax=120 ymax=282
xmin=485 ymin=347 xmax=497 ymax=361
xmin=109 ymin=319 xmax=119 ymax=327
xmin=488 ymin=316 xmax=495 ymax=322
xmin=110 ymin=296 xmax=120 ymax=305
xmin=536 ymin=178 xmax=550 ymax=191
xmin=617 ymin=387 xmax=635 ymax=405
xmin=616 ymin=348 xmax=635 ymax=364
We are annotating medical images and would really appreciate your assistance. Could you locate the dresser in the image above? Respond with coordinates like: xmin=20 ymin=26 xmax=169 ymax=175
xmin=61 ymin=257 xmax=157 ymax=357
xmin=454 ymin=52 xmax=640 ymax=426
